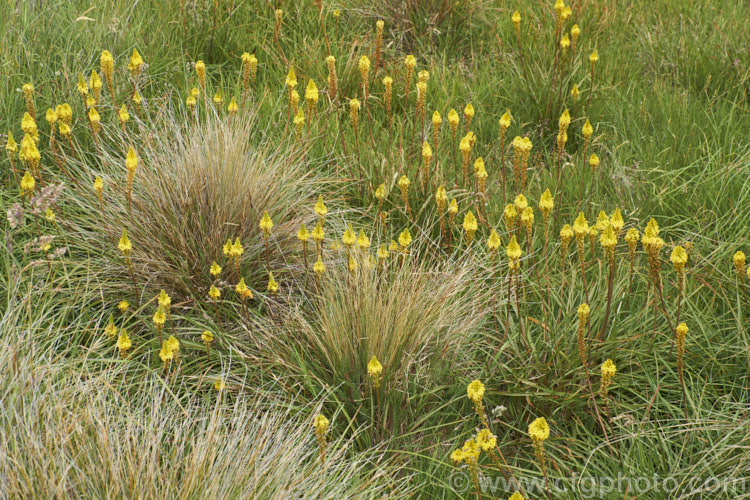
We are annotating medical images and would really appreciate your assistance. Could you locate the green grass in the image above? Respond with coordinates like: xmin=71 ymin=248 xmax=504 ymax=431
xmin=2 ymin=0 xmax=750 ymax=498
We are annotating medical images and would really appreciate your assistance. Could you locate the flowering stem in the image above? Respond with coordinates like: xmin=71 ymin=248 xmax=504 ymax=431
xmin=598 ymin=257 xmax=615 ymax=341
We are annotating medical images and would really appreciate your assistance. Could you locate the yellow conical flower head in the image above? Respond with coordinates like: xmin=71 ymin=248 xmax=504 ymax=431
xmin=573 ymin=212 xmax=589 ymax=239
xmin=463 ymin=211 xmax=478 ymax=242
xmin=398 ymin=229 xmax=412 ymax=249
xmin=231 ymin=237 xmax=244 ymax=257
xmin=558 ymin=109 xmax=571 ymax=132
xmin=210 ymin=261 xmax=222 ymax=277
xmin=461 ymin=438 xmax=480 ymax=461
xmin=128 ymin=49 xmax=144 ymax=77
xmin=167 ymin=335 xmax=180 ymax=355
xmin=435 ymin=185 xmax=448 ymax=211
xmin=590 ymin=49 xmax=599 ymax=65
xmin=577 ymin=303 xmax=590 ymax=323
xmin=610 ymin=208 xmax=624 ymax=235
xmin=159 ymin=340 xmax=174 ymax=363
xmin=509 ymin=493 xmax=525 ymax=500
xmin=305 ymin=79 xmax=319 ymax=107
xmin=671 ymin=246 xmax=688 ymax=273
xmin=21 ymin=113 xmax=37 ymax=138
xmin=556 ymin=130 xmax=567 ymax=150
xmin=464 ymin=103 xmax=474 ymax=122
xmin=398 ymin=174 xmax=410 ymax=193
xmin=560 ymin=33 xmax=570 ymax=50
xmin=357 ymin=229 xmax=370 ymax=250
xmin=389 ymin=239 xmax=399 ymax=252
xmin=349 ymin=98 xmax=360 ymax=127
xmin=560 ymin=224 xmax=574 ymax=245
xmin=313 ymin=255 xmax=325 ymax=276
xmin=416 ymin=81 xmax=427 ymax=104
xmin=158 ymin=289 xmax=171 ymax=308
xmin=422 ymin=142 xmax=433 ymax=165
xmin=104 ymin=314 xmax=117 ymax=337
xmin=467 ymin=379 xmax=485 ymax=403
xmin=314 ymin=195 xmax=328 ymax=218
xmin=117 ymin=329 xmax=131 ymax=354
xmin=100 ymin=49 xmax=114 ymax=80
xmin=152 ymin=305 xmax=166 ymax=327
xmin=186 ymin=95 xmax=196 ymax=109
xmin=459 ymin=137 xmax=471 ymax=156
xmin=241 ymin=52 xmax=256 ymax=87
xmin=377 ymin=244 xmax=389 ymax=261
xmin=347 ymin=255 xmax=359 ymax=273
xmin=228 ymin=98 xmax=239 ymax=113
xmin=212 ymin=90 xmax=223 ymax=105
xmin=596 ymin=211 xmax=610 ymax=232
xmin=201 ymin=330 xmax=214 ymax=346
xmin=647 ymin=218 xmax=660 ymax=236
xmin=734 ymin=250 xmax=746 ymax=274
xmin=476 ymin=429 xmax=497 ymax=452
xmin=506 ymin=235 xmax=522 ymax=262
xmin=313 ymin=414 xmax=329 ymax=434
xmin=582 ymin=119 xmax=593 ymax=139
xmin=259 ymin=211 xmax=273 ymax=236
xmin=222 ymin=239 xmax=233 ymax=256
xmin=76 ymin=72 xmax=89 ymax=95
xmin=132 ymin=90 xmax=142 ymax=105
xmin=487 ymin=228 xmax=501 ymax=252
xmin=571 ymin=24 xmax=580 ymax=42
xmin=625 ymin=228 xmax=640 ymax=249
xmin=118 ymin=301 xmax=130 ymax=313
xmin=118 ymin=229 xmax=132 ymax=255
xmin=512 ymin=10 xmax=521 ymax=29
xmin=503 ymin=203 xmax=517 ymax=229
xmin=342 ymin=225 xmax=356 ymax=247
xmin=293 ymin=108 xmax=305 ymax=132
xmin=125 ymin=147 xmax=138 ymax=174
xmin=600 ymin=224 xmax=617 ymax=255
xmin=191 ymin=87 xmax=200 ymax=98
xmin=285 ymin=66 xmax=297 ymax=88
xmin=448 ymin=198 xmax=458 ymax=215
xmin=6 ymin=131 xmax=17 ymax=155
xmin=367 ymin=355 xmax=383 ymax=386
xmin=297 ymin=223 xmax=309 ymax=242
xmin=118 ymin=105 xmax=129 ymax=124
xmin=20 ymin=171 xmax=35 ymax=194
xmin=358 ymin=55 xmax=371 ymax=81
xmin=90 ymin=69 xmax=102 ymax=93
xmin=236 ymin=278 xmax=253 ymax=299
xmin=432 ymin=110 xmax=442 ymax=127
xmin=404 ymin=54 xmax=416 ymax=73
xmin=514 ymin=194 xmax=528 ymax=213
xmin=447 ymin=109 xmax=459 ymax=134
xmin=374 ymin=183 xmax=387 ymax=202
xmin=521 ymin=207 xmax=534 ymax=232
xmin=473 ymin=157 xmax=484 ymax=175
xmin=601 ymin=359 xmax=616 ymax=378
xmin=267 ymin=272 xmax=279 ymax=294
xmin=418 ymin=70 xmax=430 ymax=83
xmin=539 ymin=189 xmax=554 ymax=219
xmin=499 ymin=110 xmax=512 ymax=131
xmin=589 ymin=153 xmax=600 ymax=171
xmin=209 ymin=285 xmax=221 ymax=300
xmin=571 ymin=84 xmax=579 ymax=101
xmin=312 ymin=221 xmax=324 ymax=243
xmin=554 ymin=0 xmax=565 ymax=16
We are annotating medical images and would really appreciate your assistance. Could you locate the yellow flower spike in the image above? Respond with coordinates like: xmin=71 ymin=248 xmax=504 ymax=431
xmin=463 ymin=103 xmax=474 ymax=124
xmin=595 ymin=211 xmax=610 ymax=232
xmin=398 ymin=174 xmax=410 ymax=199
xmin=314 ymin=195 xmax=328 ymax=219
xmin=313 ymin=255 xmax=326 ymax=277
xmin=463 ymin=211 xmax=478 ymax=244
xmin=539 ymin=189 xmax=554 ymax=220
xmin=76 ymin=73 xmax=89 ymax=95
xmin=509 ymin=492 xmax=525 ymax=500
xmin=512 ymin=10 xmax=521 ymax=33
xmin=191 ymin=87 xmax=200 ymax=98
xmin=571 ymin=24 xmax=580 ymax=44
xmin=118 ymin=229 xmax=132 ymax=256
xmin=158 ymin=290 xmax=171 ymax=309
xmin=259 ymin=211 xmax=274 ymax=237
xmin=132 ymin=90 xmax=142 ymax=106
xmin=342 ymin=224 xmax=356 ymax=248
xmin=389 ymin=239 xmax=399 ymax=253
xmin=610 ymin=208 xmax=624 ymax=235
xmin=104 ymin=314 xmax=117 ymax=337
xmin=347 ymin=255 xmax=358 ymax=273
xmin=186 ymin=95 xmax=196 ymax=109
xmin=503 ymin=203 xmax=517 ymax=230
xmin=90 ymin=70 xmax=102 ymax=103
xmin=241 ymin=52 xmax=258 ymax=88
xmin=398 ymin=228 xmax=412 ymax=250
xmin=210 ymin=261 xmax=222 ymax=277
xmin=600 ymin=224 xmax=617 ymax=260
xmin=432 ymin=110 xmax=442 ymax=128
xmin=558 ymin=108 xmax=571 ymax=132
xmin=450 ymin=449 xmax=465 ymax=465
xmin=88 ymin=107 xmax=101 ymax=131
xmin=152 ymin=305 xmax=166 ymax=328
xmin=305 ymin=79 xmax=319 ymax=109
xmin=22 ymin=83 xmax=35 ymax=117
xmin=382 ymin=75 xmax=393 ymax=115
xmin=499 ymin=109 xmax=512 ymax=132
xmin=293 ymin=108 xmax=305 ymax=134
xmin=212 ymin=90 xmax=223 ymax=105
xmin=571 ymin=84 xmax=579 ymax=102
xmin=367 ymin=355 xmax=383 ymax=388
xmin=404 ymin=54 xmax=416 ymax=78
xmin=209 ymin=285 xmax=221 ymax=301
xmin=521 ymin=207 xmax=534 ymax=234
xmin=377 ymin=244 xmax=389 ymax=261
xmin=117 ymin=301 xmax=129 ymax=313
xmin=297 ymin=223 xmax=310 ymax=243
xmin=358 ymin=55 xmax=371 ymax=83
xmin=554 ymin=0 xmax=565 ymax=17
xmin=506 ymin=235 xmax=522 ymax=269
xmin=528 ymin=417 xmax=550 ymax=442
xmin=671 ymin=246 xmax=688 ymax=274
xmin=472 ymin=156 xmax=484 ymax=175
xmin=214 ymin=378 xmax=225 ymax=391
xmin=45 ymin=108 xmax=58 ymax=127
xmin=487 ymin=229 xmax=501 ymax=252
xmin=422 ymin=141 xmax=433 ymax=168
xmin=560 ymin=224 xmax=574 ymax=250
xmin=125 ymin=147 xmax=138 ymax=178
xmin=267 ymin=272 xmax=279 ymax=295
xmin=447 ymin=109 xmax=459 ymax=135
xmin=582 ymin=119 xmax=593 ymax=140
xmin=118 ymin=104 xmax=129 ymax=125
xmin=590 ymin=49 xmax=599 ymax=67
xmin=227 ymin=97 xmax=239 ymax=114
xmin=733 ymin=251 xmax=746 ymax=278
xmin=514 ymin=194 xmax=528 ymax=213
xmin=573 ymin=212 xmax=589 ymax=239
xmin=128 ymin=49 xmax=144 ymax=78
xmin=167 ymin=335 xmax=180 ymax=355
xmin=20 ymin=170 xmax=35 ymax=195
xmin=6 ymin=131 xmax=17 ymax=156
xmin=349 ymin=98 xmax=360 ymax=129
xmin=312 ymin=221 xmax=325 ymax=245
xmin=222 ymin=239 xmax=232 ymax=256
xmin=374 ymin=183 xmax=387 ymax=203
xmin=159 ymin=340 xmax=174 ymax=364
xmin=448 ymin=198 xmax=458 ymax=216
xmin=435 ymin=185 xmax=448 ymax=211
xmin=117 ymin=329 xmax=131 ymax=355
xmin=560 ymin=33 xmax=570 ymax=51
xmin=357 ymin=229 xmax=370 ymax=251
xmin=326 ymin=56 xmax=338 ymax=101
xmin=476 ymin=429 xmax=496 ymax=452
xmin=466 ymin=379 xmax=485 ymax=404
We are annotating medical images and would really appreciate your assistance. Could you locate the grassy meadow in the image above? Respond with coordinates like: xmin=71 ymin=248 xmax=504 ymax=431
xmin=1 ymin=0 xmax=749 ymax=498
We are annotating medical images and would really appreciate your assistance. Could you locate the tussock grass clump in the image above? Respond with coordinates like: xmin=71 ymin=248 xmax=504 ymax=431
xmin=99 ymin=114 xmax=321 ymax=297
